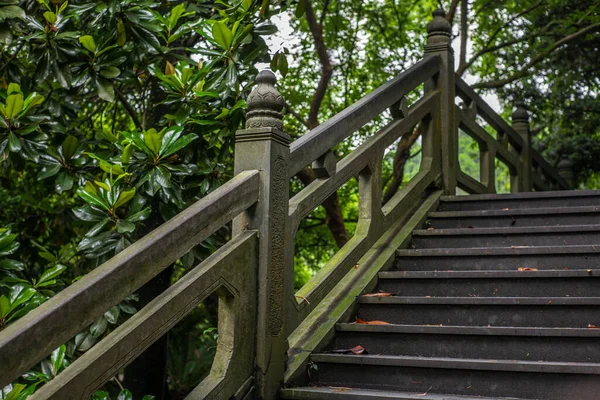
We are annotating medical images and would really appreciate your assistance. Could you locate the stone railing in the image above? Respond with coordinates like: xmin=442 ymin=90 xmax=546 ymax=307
xmin=0 ymin=8 xmax=572 ymax=400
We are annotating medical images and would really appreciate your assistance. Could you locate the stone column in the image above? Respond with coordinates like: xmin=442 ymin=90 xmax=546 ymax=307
xmin=424 ymin=9 xmax=457 ymax=194
xmin=558 ymin=155 xmax=574 ymax=189
xmin=232 ymin=70 xmax=290 ymax=399
xmin=512 ymin=101 xmax=532 ymax=191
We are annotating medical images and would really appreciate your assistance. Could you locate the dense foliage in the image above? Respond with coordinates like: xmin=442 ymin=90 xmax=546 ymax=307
xmin=0 ymin=0 xmax=283 ymax=397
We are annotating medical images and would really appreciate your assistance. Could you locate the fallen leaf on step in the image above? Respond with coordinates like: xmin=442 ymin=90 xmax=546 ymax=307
xmin=588 ymin=324 xmax=600 ymax=329
xmin=356 ymin=318 xmax=390 ymax=325
xmin=502 ymin=208 xmax=510 ymax=210
xmin=362 ymin=291 xmax=392 ymax=297
xmin=427 ymin=227 xmax=435 ymax=230
xmin=415 ymin=386 xmax=434 ymax=396
xmin=332 ymin=345 xmax=367 ymax=354
xmin=518 ymin=267 xmax=538 ymax=271
xmin=329 ymin=387 xmax=351 ymax=392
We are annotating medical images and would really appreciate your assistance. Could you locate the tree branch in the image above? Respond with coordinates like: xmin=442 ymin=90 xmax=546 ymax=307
xmin=458 ymin=0 xmax=468 ymax=73
xmin=446 ymin=0 xmax=461 ymax=24
xmin=296 ymin=167 xmax=349 ymax=248
xmin=484 ymin=1 xmax=544 ymax=48
xmin=114 ymin=85 xmax=142 ymax=130
xmin=473 ymin=22 xmax=600 ymax=89
xmin=382 ymin=124 xmax=422 ymax=204
xmin=283 ymin=99 xmax=310 ymax=129
xmin=305 ymin=0 xmax=333 ymax=129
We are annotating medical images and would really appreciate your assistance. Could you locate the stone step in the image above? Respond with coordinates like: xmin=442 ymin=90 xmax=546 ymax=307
xmin=395 ymin=245 xmax=600 ymax=271
xmin=333 ymin=323 xmax=600 ymax=362
xmin=377 ymin=270 xmax=600 ymax=297
xmin=411 ymin=225 xmax=600 ymax=248
xmin=356 ymin=296 xmax=600 ymax=327
xmin=307 ymin=354 xmax=600 ymax=399
xmin=281 ymin=386 xmax=529 ymax=400
xmin=427 ymin=206 xmax=600 ymax=229
xmin=439 ymin=190 xmax=600 ymax=211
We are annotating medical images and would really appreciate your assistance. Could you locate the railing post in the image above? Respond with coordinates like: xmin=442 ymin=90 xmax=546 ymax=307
xmin=424 ymin=9 xmax=457 ymax=194
xmin=558 ymin=155 xmax=575 ymax=189
xmin=232 ymin=70 xmax=290 ymax=399
xmin=512 ymin=101 xmax=532 ymax=191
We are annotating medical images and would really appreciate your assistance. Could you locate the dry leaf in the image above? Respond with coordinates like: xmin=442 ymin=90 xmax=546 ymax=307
xmin=356 ymin=318 xmax=390 ymax=325
xmin=332 ymin=345 xmax=367 ymax=354
xmin=362 ymin=291 xmax=392 ymax=297
xmin=329 ymin=387 xmax=351 ymax=392
xmin=518 ymin=267 xmax=538 ymax=271
xmin=588 ymin=324 xmax=600 ymax=329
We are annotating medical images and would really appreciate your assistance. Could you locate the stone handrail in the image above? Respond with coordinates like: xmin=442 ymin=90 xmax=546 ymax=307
xmin=0 ymin=8 xmax=574 ymax=400
xmin=0 ymin=171 xmax=261 ymax=398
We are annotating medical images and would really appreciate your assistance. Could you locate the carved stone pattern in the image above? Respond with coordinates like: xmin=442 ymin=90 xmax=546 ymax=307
xmin=246 ymin=118 xmax=284 ymax=131
xmin=246 ymin=70 xmax=285 ymax=130
xmin=268 ymin=156 xmax=287 ymax=337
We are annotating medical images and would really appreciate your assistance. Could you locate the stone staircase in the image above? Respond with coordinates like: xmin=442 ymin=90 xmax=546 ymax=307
xmin=282 ymin=190 xmax=600 ymax=400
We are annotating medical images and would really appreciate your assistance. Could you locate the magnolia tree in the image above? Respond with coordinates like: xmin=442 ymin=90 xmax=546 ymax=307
xmin=0 ymin=0 xmax=283 ymax=397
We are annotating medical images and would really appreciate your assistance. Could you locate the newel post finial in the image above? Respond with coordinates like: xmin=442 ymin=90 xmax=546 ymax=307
xmin=512 ymin=101 xmax=529 ymax=123
xmin=558 ymin=154 xmax=574 ymax=189
xmin=424 ymin=8 xmax=457 ymax=194
xmin=427 ymin=9 xmax=451 ymax=41
xmin=233 ymin=69 xmax=290 ymax=399
xmin=512 ymin=100 xmax=532 ymax=191
xmin=245 ymin=70 xmax=285 ymax=131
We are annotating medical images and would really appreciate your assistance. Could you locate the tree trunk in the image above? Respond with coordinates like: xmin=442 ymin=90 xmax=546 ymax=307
xmin=382 ymin=125 xmax=422 ymax=204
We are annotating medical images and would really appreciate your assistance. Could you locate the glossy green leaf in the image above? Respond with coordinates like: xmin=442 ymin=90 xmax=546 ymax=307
xmin=116 ymin=219 xmax=135 ymax=233
xmin=78 ymin=35 xmax=96 ymax=52
xmin=96 ymin=78 xmax=115 ymax=102
xmin=0 ymin=5 xmax=25 ymax=21
xmin=6 ymin=92 xmax=24 ymax=119
xmin=9 ymin=285 xmax=36 ymax=312
xmin=55 ymin=172 xmax=74 ymax=193
xmin=43 ymin=11 xmax=57 ymax=24
xmin=51 ymin=345 xmax=66 ymax=373
xmin=104 ymin=305 xmax=120 ymax=324
xmin=143 ymin=128 xmax=163 ymax=155
xmin=90 ymin=316 xmax=107 ymax=338
xmin=117 ymin=389 xmax=133 ymax=400
xmin=121 ymin=143 xmax=134 ymax=163
xmin=7 ymin=132 xmax=21 ymax=152
xmin=115 ymin=188 xmax=136 ymax=209
xmin=99 ymin=66 xmax=121 ymax=79
xmin=61 ymin=135 xmax=79 ymax=160
xmin=295 ymin=0 xmax=306 ymax=18
xmin=38 ymin=264 xmax=67 ymax=286
xmin=116 ymin=19 xmax=126 ymax=46
xmin=77 ymin=186 xmax=110 ymax=210
xmin=212 ymin=21 xmax=232 ymax=50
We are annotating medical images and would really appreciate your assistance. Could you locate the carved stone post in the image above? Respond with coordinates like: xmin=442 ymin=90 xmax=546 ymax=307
xmin=424 ymin=9 xmax=457 ymax=194
xmin=233 ymin=70 xmax=290 ymax=399
xmin=558 ymin=155 xmax=574 ymax=189
xmin=512 ymin=101 xmax=532 ymax=191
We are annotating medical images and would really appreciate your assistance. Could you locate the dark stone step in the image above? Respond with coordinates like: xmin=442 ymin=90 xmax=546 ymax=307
xmin=439 ymin=190 xmax=600 ymax=211
xmin=411 ymin=225 xmax=600 ymax=248
xmin=395 ymin=245 xmax=600 ymax=271
xmin=356 ymin=297 xmax=600 ymax=327
xmin=377 ymin=270 xmax=600 ymax=297
xmin=427 ymin=206 xmax=600 ymax=229
xmin=333 ymin=323 xmax=600 ymax=362
xmin=308 ymin=354 xmax=600 ymax=399
xmin=281 ymin=386 xmax=528 ymax=400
